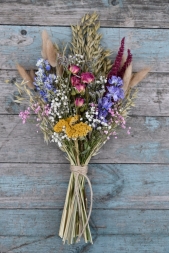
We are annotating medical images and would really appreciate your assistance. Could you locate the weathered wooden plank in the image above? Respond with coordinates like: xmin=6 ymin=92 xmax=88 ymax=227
xmin=1 ymin=235 xmax=169 ymax=253
xmin=2 ymin=71 xmax=169 ymax=116
xmin=1 ymin=163 xmax=169 ymax=209
xmin=0 ymin=26 xmax=169 ymax=72
xmin=0 ymin=0 xmax=169 ymax=28
xmin=0 ymin=115 xmax=169 ymax=163
xmin=1 ymin=209 xmax=169 ymax=236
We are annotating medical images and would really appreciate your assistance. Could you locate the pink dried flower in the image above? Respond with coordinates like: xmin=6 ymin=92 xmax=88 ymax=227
xmin=74 ymin=83 xmax=86 ymax=93
xmin=19 ymin=107 xmax=30 ymax=124
xmin=69 ymin=65 xmax=80 ymax=74
xmin=75 ymin=97 xmax=84 ymax=107
xmin=81 ymin=72 xmax=95 ymax=83
xmin=71 ymin=76 xmax=81 ymax=86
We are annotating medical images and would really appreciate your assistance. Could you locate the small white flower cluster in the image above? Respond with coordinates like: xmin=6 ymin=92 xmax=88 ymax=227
xmin=51 ymin=132 xmax=62 ymax=146
xmin=48 ymin=78 xmax=70 ymax=123
xmin=51 ymin=130 xmax=70 ymax=145
xmin=36 ymin=58 xmax=44 ymax=67
xmin=68 ymin=54 xmax=84 ymax=66
xmin=95 ymin=75 xmax=107 ymax=85
xmin=88 ymin=75 xmax=107 ymax=96
xmin=85 ymin=104 xmax=109 ymax=129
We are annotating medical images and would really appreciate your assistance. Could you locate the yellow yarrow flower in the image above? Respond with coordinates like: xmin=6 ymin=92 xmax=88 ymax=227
xmin=53 ymin=116 xmax=92 ymax=139
xmin=66 ymin=115 xmax=79 ymax=126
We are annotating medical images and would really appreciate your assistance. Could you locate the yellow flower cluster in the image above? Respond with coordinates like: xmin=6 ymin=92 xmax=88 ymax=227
xmin=53 ymin=115 xmax=92 ymax=139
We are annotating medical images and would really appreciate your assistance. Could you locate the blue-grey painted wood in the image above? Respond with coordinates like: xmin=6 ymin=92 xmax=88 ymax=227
xmin=0 ymin=25 xmax=168 ymax=72
xmin=1 ymin=209 xmax=169 ymax=236
xmin=1 ymin=163 xmax=169 ymax=209
xmin=2 ymin=235 xmax=169 ymax=253
xmin=1 ymin=2 xmax=169 ymax=252
xmin=0 ymin=0 xmax=169 ymax=28
xmin=1 ymin=115 xmax=169 ymax=163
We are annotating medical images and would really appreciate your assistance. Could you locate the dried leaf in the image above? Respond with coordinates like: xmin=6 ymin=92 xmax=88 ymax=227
xmin=123 ymin=63 xmax=132 ymax=92
xmin=41 ymin=30 xmax=49 ymax=59
xmin=29 ymin=69 xmax=35 ymax=82
xmin=46 ymin=39 xmax=57 ymax=67
xmin=129 ymin=67 xmax=151 ymax=88
xmin=17 ymin=64 xmax=35 ymax=90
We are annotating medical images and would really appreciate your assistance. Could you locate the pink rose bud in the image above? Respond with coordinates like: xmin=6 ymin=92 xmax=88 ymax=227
xmin=75 ymin=97 xmax=84 ymax=107
xmin=69 ymin=65 xmax=80 ymax=74
xmin=81 ymin=72 xmax=95 ymax=83
xmin=71 ymin=76 xmax=81 ymax=86
xmin=75 ymin=83 xmax=86 ymax=93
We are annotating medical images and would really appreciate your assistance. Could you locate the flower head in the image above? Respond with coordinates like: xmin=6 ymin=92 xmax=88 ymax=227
xmin=71 ymin=76 xmax=81 ymax=86
xmin=19 ymin=107 xmax=30 ymax=124
xmin=74 ymin=83 xmax=86 ymax=93
xmin=106 ymin=86 xmax=124 ymax=101
xmin=53 ymin=116 xmax=92 ymax=139
xmin=75 ymin=97 xmax=84 ymax=107
xmin=108 ymin=76 xmax=123 ymax=87
xmin=81 ymin=72 xmax=95 ymax=83
xmin=98 ymin=97 xmax=113 ymax=110
xmin=69 ymin=65 xmax=80 ymax=74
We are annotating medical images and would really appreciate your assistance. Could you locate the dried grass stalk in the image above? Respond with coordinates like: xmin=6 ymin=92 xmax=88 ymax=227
xmin=56 ymin=64 xmax=63 ymax=77
xmin=46 ymin=40 xmax=57 ymax=67
xmin=123 ymin=63 xmax=132 ymax=92
xmin=129 ymin=67 xmax=151 ymax=88
xmin=41 ymin=30 xmax=49 ymax=59
xmin=17 ymin=64 xmax=35 ymax=90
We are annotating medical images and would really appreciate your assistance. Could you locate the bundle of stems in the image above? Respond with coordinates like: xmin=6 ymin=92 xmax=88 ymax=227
xmin=59 ymin=172 xmax=92 ymax=244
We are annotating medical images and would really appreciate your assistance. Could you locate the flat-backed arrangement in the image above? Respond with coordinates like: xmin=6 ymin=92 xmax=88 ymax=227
xmin=14 ymin=13 xmax=150 ymax=244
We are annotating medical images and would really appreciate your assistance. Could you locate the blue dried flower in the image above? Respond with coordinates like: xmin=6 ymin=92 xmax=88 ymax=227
xmin=106 ymin=86 xmax=124 ymax=101
xmin=45 ymin=65 xmax=51 ymax=71
xmin=108 ymin=76 xmax=123 ymax=87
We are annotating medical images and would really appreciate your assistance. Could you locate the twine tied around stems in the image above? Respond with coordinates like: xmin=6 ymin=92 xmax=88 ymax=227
xmin=70 ymin=165 xmax=93 ymax=243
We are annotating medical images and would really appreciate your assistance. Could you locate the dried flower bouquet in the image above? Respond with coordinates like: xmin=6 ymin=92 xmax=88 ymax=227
xmin=14 ymin=13 xmax=150 ymax=244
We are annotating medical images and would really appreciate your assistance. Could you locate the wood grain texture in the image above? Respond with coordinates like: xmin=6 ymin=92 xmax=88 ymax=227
xmin=1 ymin=115 xmax=169 ymax=163
xmin=1 ymin=163 xmax=169 ymax=209
xmin=0 ymin=25 xmax=169 ymax=72
xmin=0 ymin=0 xmax=169 ymax=28
xmin=2 ymin=71 xmax=169 ymax=116
xmin=1 ymin=2 xmax=169 ymax=251
xmin=1 ymin=235 xmax=169 ymax=253
xmin=1 ymin=209 xmax=169 ymax=236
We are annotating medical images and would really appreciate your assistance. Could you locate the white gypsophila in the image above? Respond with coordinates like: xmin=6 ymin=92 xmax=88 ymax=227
xmin=51 ymin=131 xmax=70 ymax=146
xmin=85 ymin=103 xmax=110 ymax=130
xmin=68 ymin=54 xmax=84 ymax=66
xmin=49 ymin=78 xmax=70 ymax=121
xmin=36 ymin=58 xmax=44 ymax=67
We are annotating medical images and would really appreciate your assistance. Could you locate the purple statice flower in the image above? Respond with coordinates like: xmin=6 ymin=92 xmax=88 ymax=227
xmin=106 ymin=86 xmax=124 ymax=101
xmin=98 ymin=109 xmax=109 ymax=121
xmin=98 ymin=97 xmax=113 ymax=122
xmin=39 ymin=90 xmax=48 ymax=102
xmin=108 ymin=76 xmax=123 ymax=87
xmin=34 ymin=58 xmax=57 ymax=102
xmin=98 ymin=97 xmax=113 ymax=110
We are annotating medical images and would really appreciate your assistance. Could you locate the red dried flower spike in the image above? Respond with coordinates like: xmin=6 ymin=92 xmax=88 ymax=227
xmin=118 ymin=49 xmax=132 ymax=78
xmin=108 ymin=37 xmax=125 ymax=78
